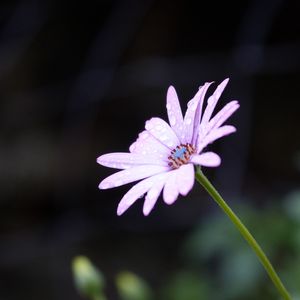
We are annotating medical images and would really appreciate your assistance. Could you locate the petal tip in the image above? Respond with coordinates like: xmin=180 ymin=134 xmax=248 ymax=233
xmin=143 ymin=208 xmax=151 ymax=216
xmin=167 ymin=85 xmax=176 ymax=92
xmin=96 ymin=156 xmax=103 ymax=165
xmin=98 ymin=180 xmax=111 ymax=189
xmin=117 ymin=204 xmax=127 ymax=216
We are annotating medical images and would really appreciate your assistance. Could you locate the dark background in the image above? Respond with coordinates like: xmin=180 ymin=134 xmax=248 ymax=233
xmin=0 ymin=0 xmax=300 ymax=299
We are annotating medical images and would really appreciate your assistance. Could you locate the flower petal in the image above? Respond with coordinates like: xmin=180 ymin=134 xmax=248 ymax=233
xmin=182 ymin=83 xmax=212 ymax=144
xmin=201 ymin=78 xmax=229 ymax=126
xmin=208 ymin=100 xmax=239 ymax=131
xmin=145 ymin=117 xmax=180 ymax=149
xmin=98 ymin=165 xmax=169 ymax=189
xmin=97 ymin=152 xmax=168 ymax=169
xmin=191 ymin=152 xmax=221 ymax=167
xmin=117 ymin=179 xmax=152 ymax=216
xmin=176 ymin=163 xmax=195 ymax=196
xmin=117 ymin=173 xmax=168 ymax=216
xmin=166 ymin=85 xmax=184 ymax=139
xmin=143 ymin=178 xmax=166 ymax=216
xmin=129 ymin=130 xmax=170 ymax=158
xmin=163 ymin=170 xmax=179 ymax=205
xmin=197 ymin=125 xmax=236 ymax=153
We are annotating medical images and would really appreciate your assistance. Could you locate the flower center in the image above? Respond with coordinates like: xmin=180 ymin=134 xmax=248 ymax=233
xmin=168 ymin=143 xmax=196 ymax=169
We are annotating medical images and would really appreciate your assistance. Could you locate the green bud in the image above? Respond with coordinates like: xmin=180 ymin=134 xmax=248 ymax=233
xmin=72 ymin=256 xmax=106 ymax=300
xmin=116 ymin=271 xmax=153 ymax=300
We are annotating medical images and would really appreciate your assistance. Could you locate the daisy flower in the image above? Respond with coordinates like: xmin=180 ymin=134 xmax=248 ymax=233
xmin=97 ymin=79 xmax=239 ymax=216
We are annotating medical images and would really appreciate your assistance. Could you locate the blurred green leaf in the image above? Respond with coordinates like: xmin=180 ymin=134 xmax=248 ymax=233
xmin=161 ymin=271 xmax=212 ymax=300
xmin=72 ymin=256 xmax=106 ymax=300
xmin=116 ymin=271 xmax=153 ymax=300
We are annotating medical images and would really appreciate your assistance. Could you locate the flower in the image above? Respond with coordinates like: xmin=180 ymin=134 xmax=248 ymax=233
xmin=97 ymin=79 xmax=239 ymax=216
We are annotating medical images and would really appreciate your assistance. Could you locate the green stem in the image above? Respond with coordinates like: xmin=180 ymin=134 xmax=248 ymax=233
xmin=195 ymin=167 xmax=292 ymax=300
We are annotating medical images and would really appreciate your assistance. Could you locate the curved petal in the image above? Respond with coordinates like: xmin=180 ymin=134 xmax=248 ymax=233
xmin=163 ymin=170 xmax=179 ymax=205
xmin=166 ymin=86 xmax=184 ymax=139
xmin=197 ymin=125 xmax=236 ymax=153
xmin=117 ymin=179 xmax=152 ymax=216
xmin=191 ymin=152 xmax=221 ymax=167
xmin=97 ymin=152 xmax=168 ymax=169
xmin=208 ymin=100 xmax=239 ymax=131
xmin=201 ymin=78 xmax=229 ymax=125
xmin=129 ymin=130 xmax=170 ymax=159
xmin=143 ymin=178 xmax=166 ymax=216
xmin=117 ymin=172 xmax=168 ymax=216
xmin=176 ymin=163 xmax=195 ymax=196
xmin=145 ymin=117 xmax=180 ymax=149
xmin=98 ymin=165 xmax=169 ymax=189
xmin=182 ymin=83 xmax=212 ymax=144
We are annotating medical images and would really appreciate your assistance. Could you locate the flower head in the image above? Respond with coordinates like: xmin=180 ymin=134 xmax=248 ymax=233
xmin=97 ymin=79 xmax=239 ymax=216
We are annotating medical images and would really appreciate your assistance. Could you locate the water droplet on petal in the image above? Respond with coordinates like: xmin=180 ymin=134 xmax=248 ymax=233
xmin=187 ymin=100 xmax=193 ymax=107
xmin=166 ymin=103 xmax=171 ymax=110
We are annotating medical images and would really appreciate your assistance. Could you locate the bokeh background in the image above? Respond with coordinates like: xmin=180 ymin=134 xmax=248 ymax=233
xmin=1 ymin=0 xmax=300 ymax=299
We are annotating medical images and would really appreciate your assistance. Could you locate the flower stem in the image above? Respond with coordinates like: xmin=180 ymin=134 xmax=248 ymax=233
xmin=195 ymin=167 xmax=292 ymax=300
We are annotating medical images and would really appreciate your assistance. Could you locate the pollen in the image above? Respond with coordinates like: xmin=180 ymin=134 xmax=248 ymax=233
xmin=168 ymin=143 xmax=195 ymax=169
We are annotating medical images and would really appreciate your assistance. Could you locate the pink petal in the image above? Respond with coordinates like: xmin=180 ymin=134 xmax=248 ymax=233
xmin=143 ymin=178 xmax=166 ymax=216
xmin=176 ymin=164 xmax=195 ymax=196
xmin=163 ymin=170 xmax=179 ymax=205
xmin=97 ymin=152 xmax=168 ymax=169
xmin=145 ymin=117 xmax=180 ymax=149
xmin=117 ymin=173 xmax=168 ymax=216
xmin=166 ymin=86 xmax=184 ymax=139
xmin=117 ymin=179 xmax=152 ymax=215
xmin=208 ymin=100 xmax=239 ymax=131
xmin=197 ymin=125 xmax=236 ymax=153
xmin=129 ymin=130 xmax=170 ymax=158
xmin=201 ymin=78 xmax=229 ymax=126
xmin=182 ymin=83 xmax=212 ymax=144
xmin=191 ymin=152 xmax=221 ymax=167
xmin=98 ymin=165 xmax=169 ymax=189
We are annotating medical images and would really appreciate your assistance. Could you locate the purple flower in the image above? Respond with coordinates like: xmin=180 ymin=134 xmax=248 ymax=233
xmin=97 ymin=79 xmax=239 ymax=216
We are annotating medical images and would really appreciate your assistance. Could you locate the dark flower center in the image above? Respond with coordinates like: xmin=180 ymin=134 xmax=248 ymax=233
xmin=168 ymin=143 xmax=195 ymax=169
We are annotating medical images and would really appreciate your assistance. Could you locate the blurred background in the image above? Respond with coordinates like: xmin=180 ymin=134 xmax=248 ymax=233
xmin=0 ymin=0 xmax=300 ymax=299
